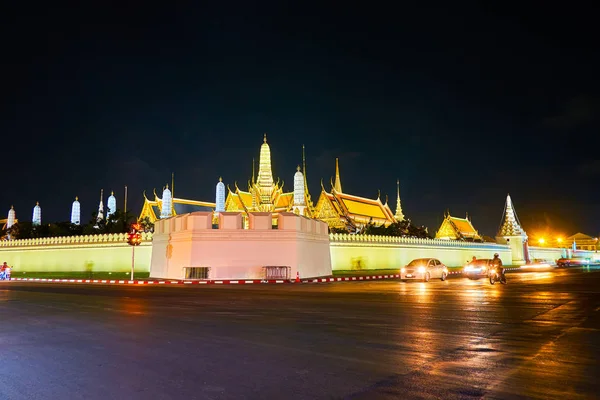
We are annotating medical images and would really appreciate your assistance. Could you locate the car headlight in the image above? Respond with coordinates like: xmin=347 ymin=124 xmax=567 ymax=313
xmin=401 ymin=267 xmax=406 ymax=273
xmin=417 ymin=266 xmax=426 ymax=273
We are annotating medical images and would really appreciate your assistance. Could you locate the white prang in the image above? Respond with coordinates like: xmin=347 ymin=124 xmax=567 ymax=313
xmin=7 ymin=206 xmax=16 ymax=229
xmin=71 ymin=197 xmax=81 ymax=225
xmin=160 ymin=185 xmax=173 ymax=218
xmin=215 ymin=178 xmax=225 ymax=213
xmin=107 ymin=191 xmax=117 ymax=218
xmin=32 ymin=202 xmax=42 ymax=226
xmin=96 ymin=189 xmax=104 ymax=223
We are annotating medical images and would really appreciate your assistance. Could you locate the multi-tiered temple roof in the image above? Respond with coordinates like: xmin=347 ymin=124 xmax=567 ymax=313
xmin=435 ymin=212 xmax=483 ymax=241
xmin=314 ymin=158 xmax=396 ymax=230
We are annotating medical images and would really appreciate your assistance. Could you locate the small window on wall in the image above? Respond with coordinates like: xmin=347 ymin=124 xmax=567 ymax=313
xmin=185 ymin=267 xmax=210 ymax=280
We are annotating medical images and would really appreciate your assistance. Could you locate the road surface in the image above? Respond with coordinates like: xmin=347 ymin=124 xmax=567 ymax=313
xmin=1 ymin=268 xmax=599 ymax=399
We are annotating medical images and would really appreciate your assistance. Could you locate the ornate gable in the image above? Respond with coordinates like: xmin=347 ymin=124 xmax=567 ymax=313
xmin=315 ymin=191 xmax=345 ymax=228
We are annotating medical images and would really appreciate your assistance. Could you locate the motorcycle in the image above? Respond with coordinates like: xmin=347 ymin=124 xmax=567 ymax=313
xmin=489 ymin=267 xmax=506 ymax=285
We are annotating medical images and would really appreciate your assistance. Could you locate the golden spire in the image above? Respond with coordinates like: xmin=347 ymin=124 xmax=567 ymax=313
xmin=75 ymin=196 xmax=78 ymax=201
xmin=111 ymin=190 xmax=114 ymax=196
xmin=257 ymin=134 xmax=274 ymax=205
xmin=264 ymin=133 xmax=267 ymax=143
xmin=252 ymin=157 xmax=255 ymax=184
xmin=334 ymin=158 xmax=342 ymax=193
xmin=302 ymin=144 xmax=310 ymax=200
xmin=171 ymin=172 xmax=174 ymax=198
xmin=219 ymin=176 xmax=222 ymax=182
xmin=297 ymin=165 xmax=301 ymax=171
xmin=394 ymin=179 xmax=405 ymax=221
xmin=36 ymin=201 xmax=39 ymax=206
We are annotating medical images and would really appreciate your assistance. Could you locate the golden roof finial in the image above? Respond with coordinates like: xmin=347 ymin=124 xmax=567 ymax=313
xmin=263 ymin=133 xmax=267 ymax=143
xmin=219 ymin=176 xmax=223 ymax=182
xmin=334 ymin=158 xmax=342 ymax=193
xmin=166 ymin=183 xmax=169 ymax=189
xmin=75 ymin=196 xmax=79 ymax=201
xmin=36 ymin=201 xmax=39 ymax=206
xmin=297 ymin=165 xmax=301 ymax=172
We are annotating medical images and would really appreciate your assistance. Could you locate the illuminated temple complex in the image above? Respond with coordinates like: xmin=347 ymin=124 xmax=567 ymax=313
xmin=224 ymin=134 xmax=314 ymax=218
xmin=138 ymin=135 xmax=406 ymax=231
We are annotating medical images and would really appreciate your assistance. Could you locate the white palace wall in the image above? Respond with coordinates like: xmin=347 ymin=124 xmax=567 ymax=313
xmin=150 ymin=212 xmax=332 ymax=280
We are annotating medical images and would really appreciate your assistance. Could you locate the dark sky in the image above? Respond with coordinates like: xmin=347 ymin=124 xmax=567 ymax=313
xmin=2 ymin=3 xmax=599 ymax=238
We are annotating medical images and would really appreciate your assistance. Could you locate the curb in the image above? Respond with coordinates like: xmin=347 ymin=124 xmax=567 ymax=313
xmin=7 ymin=274 xmax=403 ymax=285
xmin=4 ymin=269 xmax=521 ymax=286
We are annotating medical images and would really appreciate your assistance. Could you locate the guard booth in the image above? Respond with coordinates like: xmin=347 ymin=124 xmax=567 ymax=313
xmin=262 ymin=266 xmax=291 ymax=280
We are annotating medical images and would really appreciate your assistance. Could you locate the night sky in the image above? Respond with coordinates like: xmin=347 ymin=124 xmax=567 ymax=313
xmin=2 ymin=4 xmax=598 ymax=238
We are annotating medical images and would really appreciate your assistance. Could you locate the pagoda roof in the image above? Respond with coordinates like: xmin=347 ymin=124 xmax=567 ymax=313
xmin=274 ymin=192 xmax=293 ymax=209
xmin=319 ymin=189 xmax=395 ymax=225
xmin=436 ymin=213 xmax=482 ymax=241
xmin=565 ymin=232 xmax=596 ymax=241
xmin=448 ymin=216 xmax=478 ymax=236
xmin=140 ymin=194 xmax=215 ymax=222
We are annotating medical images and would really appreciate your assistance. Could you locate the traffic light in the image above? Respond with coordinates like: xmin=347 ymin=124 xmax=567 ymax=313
xmin=127 ymin=223 xmax=142 ymax=246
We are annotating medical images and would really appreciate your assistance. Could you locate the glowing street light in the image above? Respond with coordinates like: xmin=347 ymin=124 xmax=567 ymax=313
xmin=538 ymin=238 xmax=545 ymax=245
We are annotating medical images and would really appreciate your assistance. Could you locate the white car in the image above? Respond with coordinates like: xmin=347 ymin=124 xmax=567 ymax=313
xmin=401 ymin=258 xmax=448 ymax=282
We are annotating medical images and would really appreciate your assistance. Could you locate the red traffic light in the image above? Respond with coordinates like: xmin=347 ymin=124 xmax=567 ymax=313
xmin=127 ymin=232 xmax=142 ymax=246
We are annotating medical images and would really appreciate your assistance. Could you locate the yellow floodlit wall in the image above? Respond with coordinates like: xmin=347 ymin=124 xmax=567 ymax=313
xmin=0 ymin=233 xmax=152 ymax=273
xmin=330 ymin=234 xmax=513 ymax=270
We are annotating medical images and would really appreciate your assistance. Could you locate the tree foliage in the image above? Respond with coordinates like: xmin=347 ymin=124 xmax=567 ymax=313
xmin=362 ymin=218 xmax=431 ymax=239
xmin=2 ymin=208 xmax=139 ymax=240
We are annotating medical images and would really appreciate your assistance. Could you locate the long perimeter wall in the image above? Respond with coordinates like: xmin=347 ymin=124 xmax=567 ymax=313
xmin=0 ymin=231 xmax=592 ymax=274
xmin=0 ymin=233 xmax=153 ymax=273
xmin=329 ymin=234 xmax=512 ymax=270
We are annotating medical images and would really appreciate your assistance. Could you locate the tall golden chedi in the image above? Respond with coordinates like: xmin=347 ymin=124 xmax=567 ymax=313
xmin=224 ymin=134 xmax=315 ymax=218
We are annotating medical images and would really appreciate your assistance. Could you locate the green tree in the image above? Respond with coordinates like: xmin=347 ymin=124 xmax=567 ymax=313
xmin=139 ymin=216 xmax=154 ymax=233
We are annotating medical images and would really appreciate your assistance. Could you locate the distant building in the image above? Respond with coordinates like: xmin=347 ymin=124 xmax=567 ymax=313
xmin=564 ymin=233 xmax=598 ymax=251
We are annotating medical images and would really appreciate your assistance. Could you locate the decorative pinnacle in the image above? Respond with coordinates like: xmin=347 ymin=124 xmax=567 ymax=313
xmin=219 ymin=177 xmax=222 ymax=182
xmin=263 ymin=133 xmax=267 ymax=143
xmin=297 ymin=165 xmax=301 ymax=171
xmin=166 ymin=184 xmax=169 ymax=189
xmin=75 ymin=196 xmax=78 ymax=201
xmin=36 ymin=201 xmax=39 ymax=206
xmin=111 ymin=191 xmax=114 ymax=195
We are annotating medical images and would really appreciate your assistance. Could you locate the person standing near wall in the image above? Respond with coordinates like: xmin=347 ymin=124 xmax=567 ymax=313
xmin=0 ymin=262 xmax=6 ymax=280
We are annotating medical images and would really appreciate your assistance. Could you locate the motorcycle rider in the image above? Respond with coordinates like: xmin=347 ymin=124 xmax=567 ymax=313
xmin=492 ymin=253 xmax=505 ymax=282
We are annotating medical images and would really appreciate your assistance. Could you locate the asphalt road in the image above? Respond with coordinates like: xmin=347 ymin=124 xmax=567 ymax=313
xmin=1 ymin=268 xmax=599 ymax=400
